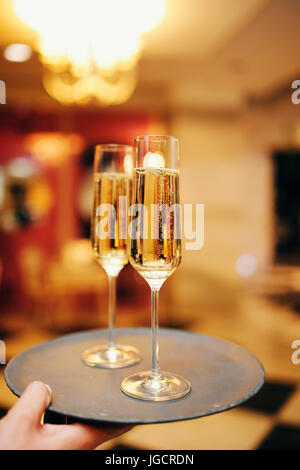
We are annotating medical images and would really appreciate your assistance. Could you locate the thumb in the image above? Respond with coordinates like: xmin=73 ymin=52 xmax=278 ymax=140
xmin=9 ymin=381 xmax=52 ymax=428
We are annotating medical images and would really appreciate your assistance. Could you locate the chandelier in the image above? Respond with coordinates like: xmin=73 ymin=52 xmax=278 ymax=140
xmin=13 ymin=0 xmax=166 ymax=105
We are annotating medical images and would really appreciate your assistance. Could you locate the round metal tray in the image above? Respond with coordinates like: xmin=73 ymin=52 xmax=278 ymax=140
xmin=4 ymin=328 xmax=265 ymax=424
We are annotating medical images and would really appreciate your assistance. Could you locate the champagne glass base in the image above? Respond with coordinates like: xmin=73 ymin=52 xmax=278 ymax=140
xmin=82 ymin=345 xmax=141 ymax=369
xmin=121 ymin=371 xmax=191 ymax=401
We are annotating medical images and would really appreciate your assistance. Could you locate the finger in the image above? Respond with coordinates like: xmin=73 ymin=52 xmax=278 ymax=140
xmin=9 ymin=381 xmax=52 ymax=428
xmin=44 ymin=422 xmax=133 ymax=450
xmin=65 ymin=423 xmax=133 ymax=450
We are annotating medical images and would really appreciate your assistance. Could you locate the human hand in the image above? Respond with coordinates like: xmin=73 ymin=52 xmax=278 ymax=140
xmin=0 ymin=381 xmax=132 ymax=450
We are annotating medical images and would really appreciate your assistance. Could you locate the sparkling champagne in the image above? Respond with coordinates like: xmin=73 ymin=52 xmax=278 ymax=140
xmin=130 ymin=167 xmax=181 ymax=287
xmin=122 ymin=136 xmax=190 ymax=401
xmin=91 ymin=172 xmax=132 ymax=276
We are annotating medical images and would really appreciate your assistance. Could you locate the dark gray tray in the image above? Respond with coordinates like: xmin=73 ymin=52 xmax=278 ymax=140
xmin=4 ymin=328 xmax=265 ymax=424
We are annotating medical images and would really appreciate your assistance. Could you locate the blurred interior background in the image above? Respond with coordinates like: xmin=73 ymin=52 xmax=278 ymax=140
xmin=1 ymin=0 xmax=300 ymax=450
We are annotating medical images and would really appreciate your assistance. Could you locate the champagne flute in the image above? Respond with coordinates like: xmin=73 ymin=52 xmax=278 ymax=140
xmin=121 ymin=135 xmax=191 ymax=400
xmin=82 ymin=144 xmax=141 ymax=368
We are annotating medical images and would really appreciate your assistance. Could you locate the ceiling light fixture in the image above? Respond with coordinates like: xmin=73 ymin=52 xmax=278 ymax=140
xmin=13 ymin=0 xmax=166 ymax=105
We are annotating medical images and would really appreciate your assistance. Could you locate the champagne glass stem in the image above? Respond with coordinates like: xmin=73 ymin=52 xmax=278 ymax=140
xmin=108 ymin=275 xmax=117 ymax=349
xmin=150 ymin=287 xmax=161 ymax=378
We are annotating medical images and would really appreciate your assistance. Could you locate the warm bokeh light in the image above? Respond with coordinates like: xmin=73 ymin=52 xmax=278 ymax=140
xmin=42 ymin=68 xmax=137 ymax=106
xmin=26 ymin=180 xmax=54 ymax=219
xmin=7 ymin=157 xmax=38 ymax=179
xmin=13 ymin=0 xmax=166 ymax=46
xmin=13 ymin=0 xmax=166 ymax=104
xmin=24 ymin=133 xmax=84 ymax=166
xmin=143 ymin=152 xmax=166 ymax=169
xmin=124 ymin=154 xmax=134 ymax=175
xmin=62 ymin=239 xmax=95 ymax=266
xmin=235 ymin=254 xmax=257 ymax=278
xmin=4 ymin=43 xmax=32 ymax=62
